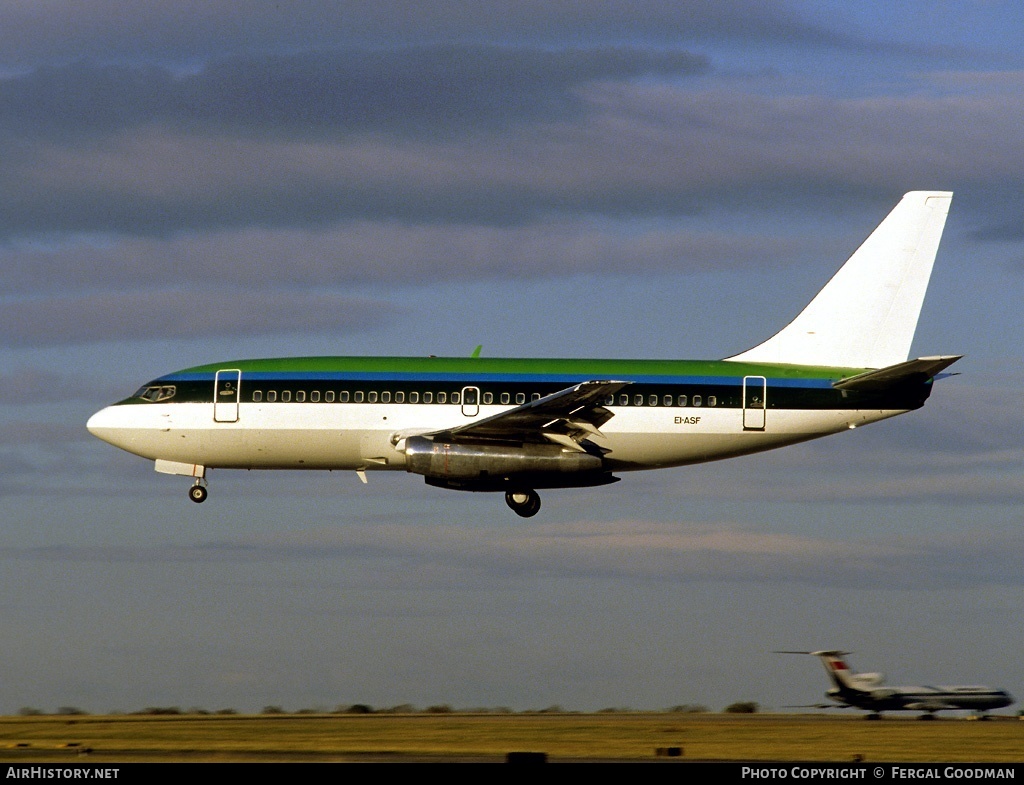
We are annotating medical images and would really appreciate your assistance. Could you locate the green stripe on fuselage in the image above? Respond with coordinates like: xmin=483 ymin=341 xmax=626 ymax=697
xmin=113 ymin=356 xmax=937 ymax=411
xmin=166 ymin=356 xmax=866 ymax=382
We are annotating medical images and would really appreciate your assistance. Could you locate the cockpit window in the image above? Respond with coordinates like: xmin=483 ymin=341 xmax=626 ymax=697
xmin=135 ymin=385 xmax=176 ymax=402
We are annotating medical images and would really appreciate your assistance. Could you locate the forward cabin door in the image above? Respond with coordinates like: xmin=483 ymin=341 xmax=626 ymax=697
xmin=214 ymin=369 xmax=241 ymax=422
xmin=742 ymin=375 xmax=766 ymax=431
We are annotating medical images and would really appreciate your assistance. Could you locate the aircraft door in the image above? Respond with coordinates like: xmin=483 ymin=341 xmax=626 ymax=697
xmin=461 ymin=386 xmax=480 ymax=417
xmin=742 ymin=375 xmax=766 ymax=431
xmin=214 ymin=369 xmax=241 ymax=423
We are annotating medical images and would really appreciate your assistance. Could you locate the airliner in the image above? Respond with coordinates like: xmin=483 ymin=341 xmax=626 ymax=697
xmin=88 ymin=191 xmax=959 ymax=517
xmin=778 ymin=650 xmax=1014 ymax=719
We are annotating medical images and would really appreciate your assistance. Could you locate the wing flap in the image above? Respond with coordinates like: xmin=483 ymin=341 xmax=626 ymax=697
xmin=435 ymin=380 xmax=630 ymax=446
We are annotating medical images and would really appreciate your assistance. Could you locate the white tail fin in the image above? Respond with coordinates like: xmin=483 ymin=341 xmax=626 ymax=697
xmin=812 ymin=650 xmax=884 ymax=691
xmin=726 ymin=191 xmax=953 ymax=368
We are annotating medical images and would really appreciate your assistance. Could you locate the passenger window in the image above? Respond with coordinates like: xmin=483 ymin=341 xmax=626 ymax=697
xmin=437 ymin=392 xmax=447 ymax=404
xmin=693 ymin=395 xmax=702 ymax=407
xmin=603 ymin=395 xmax=614 ymax=405
xmin=501 ymin=393 xmax=510 ymax=405
xmin=483 ymin=392 xmax=493 ymax=405
xmin=296 ymin=390 xmax=306 ymax=403
xmin=340 ymin=391 xmax=350 ymax=403
xmin=515 ymin=393 xmax=525 ymax=405
xmin=381 ymin=391 xmax=391 ymax=403
xmin=677 ymin=394 xmax=687 ymax=407
xmin=410 ymin=392 xmax=419 ymax=403
xmin=253 ymin=390 xmax=262 ymax=402
xmin=451 ymin=392 xmax=460 ymax=404
xmin=354 ymin=391 xmax=364 ymax=403
xmin=368 ymin=391 xmax=378 ymax=403
xmin=531 ymin=393 xmax=541 ymax=401
xmin=663 ymin=394 xmax=673 ymax=407
xmin=708 ymin=395 xmax=717 ymax=407
xmin=649 ymin=394 xmax=658 ymax=406
xmin=634 ymin=394 xmax=644 ymax=406
xmin=282 ymin=390 xmax=292 ymax=402
xmin=325 ymin=391 xmax=335 ymax=403
xmin=310 ymin=390 xmax=320 ymax=403
xmin=619 ymin=394 xmax=629 ymax=406
xmin=424 ymin=392 xmax=433 ymax=404
xmin=268 ymin=390 xmax=277 ymax=402
xmin=395 ymin=392 xmax=405 ymax=403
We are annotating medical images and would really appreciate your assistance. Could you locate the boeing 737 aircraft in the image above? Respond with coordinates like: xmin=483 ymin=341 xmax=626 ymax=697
xmin=88 ymin=191 xmax=959 ymax=517
xmin=779 ymin=650 xmax=1014 ymax=719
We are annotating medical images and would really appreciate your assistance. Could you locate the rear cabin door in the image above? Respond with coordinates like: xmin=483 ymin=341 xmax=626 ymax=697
xmin=742 ymin=375 xmax=766 ymax=431
xmin=214 ymin=369 xmax=241 ymax=422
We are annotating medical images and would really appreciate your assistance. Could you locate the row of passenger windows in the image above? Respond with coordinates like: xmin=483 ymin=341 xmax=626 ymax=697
xmin=249 ymin=389 xmax=718 ymax=407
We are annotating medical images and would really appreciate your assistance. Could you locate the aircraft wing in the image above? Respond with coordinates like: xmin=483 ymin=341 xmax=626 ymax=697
xmin=832 ymin=355 xmax=962 ymax=392
xmin=430 ymin=380 xmax=631 ymax=450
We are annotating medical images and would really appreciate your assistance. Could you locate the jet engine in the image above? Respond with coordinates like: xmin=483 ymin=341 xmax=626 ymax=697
xmin=403 ymin=435 xmax=605 ymax=487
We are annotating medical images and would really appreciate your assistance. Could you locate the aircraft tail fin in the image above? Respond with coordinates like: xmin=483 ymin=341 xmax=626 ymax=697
xmin=726 ymin=191 xmax=953 ymax=369
xmin=777 ymin=650 xmax=880 ymax=693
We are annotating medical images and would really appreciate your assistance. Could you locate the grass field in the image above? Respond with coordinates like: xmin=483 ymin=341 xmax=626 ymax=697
xmin=0 ymin=712 xmax=1022 ymax=763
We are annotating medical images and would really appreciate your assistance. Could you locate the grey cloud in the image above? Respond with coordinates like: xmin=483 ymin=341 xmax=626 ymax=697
xmin=5 ymin=521 xmax=1023 ymax=590
xmin=0 ymin=221 xmax=806 ymax=296
xmin=0 ymin=1 xmax=858 ymax=68
xmin=5 ymin=75 xmax=1024 ymax=240
xmin=0 ymin=290 xmax=401 ymax=347
xmin=0 ymin=46 xmax=708 ymax=140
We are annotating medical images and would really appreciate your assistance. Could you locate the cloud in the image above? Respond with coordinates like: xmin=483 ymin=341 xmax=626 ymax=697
xmin=6 ymin=520 xmax=1023 ymax=590
xmin=0 ymin=290 xmax=401 ymax=347
xmin=0 ymin=47 xmax=709 ymax=140
xmin=4 ymin=73 xmax=1024 ymax=240
xmin=0 ymin=220 xmax=805 ymax=296
xmin=0 ymin=2 xmax=861 ymax=68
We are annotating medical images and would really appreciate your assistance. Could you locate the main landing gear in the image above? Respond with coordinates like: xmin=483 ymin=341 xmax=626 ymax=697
xmin=505 ymin=489 xmax=541 ymax=518
xmin=188 ymin=479 xmax=208 ymax=503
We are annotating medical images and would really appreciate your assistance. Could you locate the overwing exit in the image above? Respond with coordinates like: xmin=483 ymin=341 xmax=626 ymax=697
xmin=88 ymin=191 xmax=959 ymax=517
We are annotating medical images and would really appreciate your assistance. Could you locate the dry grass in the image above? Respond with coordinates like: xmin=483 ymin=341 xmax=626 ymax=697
xmin=0 ymin=712 xmax=1021 ymax=763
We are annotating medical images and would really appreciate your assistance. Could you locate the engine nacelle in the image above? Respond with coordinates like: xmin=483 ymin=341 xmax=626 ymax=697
xmin=852 ymin=673 xmax=885 ymax=688
xmin=404 ymin=435 xmax=603 ymax=481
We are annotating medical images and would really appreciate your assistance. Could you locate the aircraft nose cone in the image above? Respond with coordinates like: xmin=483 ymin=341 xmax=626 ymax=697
xmin=87 ymin=406 xmax=125 ymax=447
xmin=87 ymin=407 xmax=111 ymax=437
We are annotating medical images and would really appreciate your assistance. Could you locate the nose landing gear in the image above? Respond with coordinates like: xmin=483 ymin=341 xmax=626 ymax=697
xmin=505 ymin=489 xmax=541 ymax=518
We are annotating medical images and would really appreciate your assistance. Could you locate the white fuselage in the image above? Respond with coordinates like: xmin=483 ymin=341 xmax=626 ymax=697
xmin=87 ymin=399 xmax=906 ymax=473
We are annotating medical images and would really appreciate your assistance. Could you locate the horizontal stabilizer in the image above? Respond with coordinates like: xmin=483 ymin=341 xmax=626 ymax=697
xmin=832 ymin=355 xmax=962 ymax=392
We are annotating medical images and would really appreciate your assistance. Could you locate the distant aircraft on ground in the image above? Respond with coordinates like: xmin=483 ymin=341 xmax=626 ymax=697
xmin=88 ymin=192 xmax=959 ymax=517
xmin=778 ymin=650 xmax=1014 ymax=720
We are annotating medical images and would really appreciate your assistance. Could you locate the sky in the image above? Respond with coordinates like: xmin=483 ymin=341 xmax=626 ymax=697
xmin=2 ymin=0 xmax=1024 ymax=715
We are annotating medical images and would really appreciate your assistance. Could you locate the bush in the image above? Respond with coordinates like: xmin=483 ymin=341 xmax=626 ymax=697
xmin=339 ymin=704 xmax=374 ymax=714
xmin=724 ymin=701 xmax=759 ymax=714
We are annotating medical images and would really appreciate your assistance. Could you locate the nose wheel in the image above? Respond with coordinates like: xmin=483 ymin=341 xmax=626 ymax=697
xmin=188 ymin=481 xmax=208 ymax=503
xmin=505 ymin=489 xmax=540 ymax=518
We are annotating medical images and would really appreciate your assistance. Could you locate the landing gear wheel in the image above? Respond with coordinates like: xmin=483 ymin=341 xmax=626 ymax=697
xmin=505 ymin=489 xmax=541 ymax=518
xmin=189 ymin=484 xmax=208 ymax=503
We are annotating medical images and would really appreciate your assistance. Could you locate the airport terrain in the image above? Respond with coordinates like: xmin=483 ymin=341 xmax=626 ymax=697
xmin=0 ymin=712 xmax=1021 ymax=763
